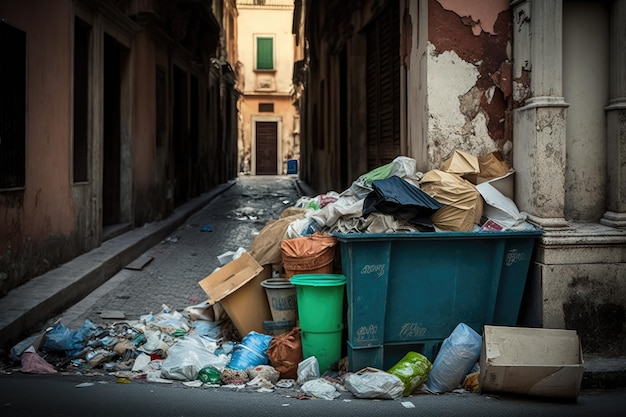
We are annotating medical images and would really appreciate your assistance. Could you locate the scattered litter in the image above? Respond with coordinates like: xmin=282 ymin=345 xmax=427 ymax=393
xmin=116 ymin=377 xmax=132 ymax=384
xmin=300 ymin=378 xmax=341 ymax=401
xmin=164 ymin=237 xmax=178 ymax=243
xmin=76 ymin=382 xmax=95 ymax=388
xmin=276 ymin=379 xmax=295 ymax=388
xmin=201 ymin=225 xmax=213 ymax=232
xmin=18 ymin=346 xmax=57 ymax=374
xmin=401 ymin=401 xmax=415 ymax=408
xmin=183 ymin=380 xmax=204 ymax=388
xmin=124 ymin=254 xmax=154 ymax=270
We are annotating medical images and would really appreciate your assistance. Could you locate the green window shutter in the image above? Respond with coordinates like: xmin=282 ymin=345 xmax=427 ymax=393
xmin=256 ymin=37 xmax=273 ymax=70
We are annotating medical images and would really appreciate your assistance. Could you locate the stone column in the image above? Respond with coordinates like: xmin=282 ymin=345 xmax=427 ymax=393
xmin=512 ymin=0 xmax=569 ymax=229
xmin=601 ymin=0 xmax=626 ymax=228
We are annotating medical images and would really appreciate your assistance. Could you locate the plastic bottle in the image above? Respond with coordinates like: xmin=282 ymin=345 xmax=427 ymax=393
xmin=198 ymin=366 xmax=222 ymax=384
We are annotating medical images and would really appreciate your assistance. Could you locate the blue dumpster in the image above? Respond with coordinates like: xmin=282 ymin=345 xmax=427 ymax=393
xmin=334 ymin=229 xmax=542 ymax=371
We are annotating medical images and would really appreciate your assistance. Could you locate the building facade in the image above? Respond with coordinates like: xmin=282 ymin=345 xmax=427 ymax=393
xmin=236 ymin=0 xmax=299 ymax=176
xmin=296 ymin=0 xmax=626 ymax=356
xmin=0 ymin=0 xmax=239 ymax=295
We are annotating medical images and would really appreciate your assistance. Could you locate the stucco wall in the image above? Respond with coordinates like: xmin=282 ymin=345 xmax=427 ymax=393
xmin=0 ymin=0 xmax=79 ymax=293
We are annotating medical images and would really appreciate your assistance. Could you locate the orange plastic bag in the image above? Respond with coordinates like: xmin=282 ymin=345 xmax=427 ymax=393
xmin=267 ymin=327 xmax=303 ymax=380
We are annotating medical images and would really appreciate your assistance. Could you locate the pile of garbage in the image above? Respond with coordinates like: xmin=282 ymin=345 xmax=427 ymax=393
xmin=7 ymin=302 xmax=483 ymax=400
xmin=250 ymin=151 xmax=535 ymax=262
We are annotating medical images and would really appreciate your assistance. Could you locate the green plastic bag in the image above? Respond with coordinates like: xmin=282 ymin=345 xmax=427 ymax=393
xmin=387 ymin=351 xmax=432 ymax=396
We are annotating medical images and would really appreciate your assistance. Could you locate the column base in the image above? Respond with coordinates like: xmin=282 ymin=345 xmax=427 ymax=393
xmin=600 ymin=211 xmax=626 ymax=228
xmin=526 ymin=214 xmax=569 ymax=230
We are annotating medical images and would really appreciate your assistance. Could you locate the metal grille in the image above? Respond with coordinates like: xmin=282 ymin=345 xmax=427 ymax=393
xmin=0 ymin=20 xmax=26 ymax=189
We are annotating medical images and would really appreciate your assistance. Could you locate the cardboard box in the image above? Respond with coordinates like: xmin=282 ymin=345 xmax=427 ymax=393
xmin=198 ymin=252 xmax=272 ymax=336
xmin=479 ymin=325 xmax=584 ymax=401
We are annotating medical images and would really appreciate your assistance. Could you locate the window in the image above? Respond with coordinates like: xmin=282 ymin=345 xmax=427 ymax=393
xmin=73 ymin=17 xmax=91 ymax=183
xmin=0 ymin=20 xmax=26 ymax=190
xmin=256 ymin=36 xmax=274 ymax=70
xmin=258 ymin=102 xmax=274 ymax=112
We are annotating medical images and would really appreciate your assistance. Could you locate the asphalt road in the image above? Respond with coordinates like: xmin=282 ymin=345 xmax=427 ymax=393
xmin=1 ymin=373 xmax=625 ymax=417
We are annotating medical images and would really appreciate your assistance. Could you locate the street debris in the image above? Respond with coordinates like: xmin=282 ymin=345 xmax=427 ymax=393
xmin=3 ymin=153 xmax=585 ymax=404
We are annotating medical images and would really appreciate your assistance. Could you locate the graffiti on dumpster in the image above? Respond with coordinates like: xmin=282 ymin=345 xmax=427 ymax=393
xmin=356 ymin=324 xmax=379 ymax=342
xmin=360 ymin=264 xmax=385 ymax=277
xmin=399 ymin=322 xmax=428 ymax=339
xmin=505 ymin=249 xmax=526 ymax=267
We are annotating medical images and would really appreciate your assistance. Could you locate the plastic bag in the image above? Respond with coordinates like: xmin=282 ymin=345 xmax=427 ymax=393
xmin=424 ymin=323 xmax=482 ymax=393
xmin=344 ymin=368 xmax=404 ymax=400
xmin=387 ymin=351 xmax=432 ymax=396
xmin=342 ymin=156 xmax=418 ymax=200
xmin=42 ymin=319 xmax=96 ymax=356
xmin=19 ymin=346 xmax=57 ymax=374
xmin=161 ymin=335 xmax=229 ymax=381
xmin=226 ymin=331 xmax=273 ymax=370
xmin=297 ymin=356 xmax=320 ymax=384
xmin=267 ymin=327 xmax=303 ymax=379
xmin=300 ymin=378 xmax=341 ymax=400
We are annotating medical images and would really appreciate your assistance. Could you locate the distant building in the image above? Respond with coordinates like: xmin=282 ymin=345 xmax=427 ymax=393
xmin=236 ymin=0 xmax=299 ymax=175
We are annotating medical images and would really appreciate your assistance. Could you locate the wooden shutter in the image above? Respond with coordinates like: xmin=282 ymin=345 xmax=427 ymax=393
xmin=365 ymin=3 xmax=400 ymax=170
xmin=256 ymin=37 xmax=274 ymax=70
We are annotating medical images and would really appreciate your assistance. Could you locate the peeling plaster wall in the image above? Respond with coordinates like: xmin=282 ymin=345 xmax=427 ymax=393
xmin=427 ymin=0 xmax=512 ymax=167
xmin=427 ymin=43 xmax=497 ymax=164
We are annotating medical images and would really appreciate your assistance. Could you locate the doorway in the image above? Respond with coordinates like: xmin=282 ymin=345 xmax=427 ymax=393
xmin=102 ymin=33 xmax=131 ymax=239
xmin=255 ymin=120 xmax=278 ymax=175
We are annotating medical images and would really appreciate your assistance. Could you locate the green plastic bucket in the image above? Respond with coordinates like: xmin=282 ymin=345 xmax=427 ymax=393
xmin=301 ymin=329 xmax=343 ymax=374
xmin=289 ymin=274 xmax=346 ymax=333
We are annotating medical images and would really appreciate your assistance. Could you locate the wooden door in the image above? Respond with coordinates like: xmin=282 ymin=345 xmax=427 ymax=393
xmin=255 ymin=121 xmax=278 ymax=175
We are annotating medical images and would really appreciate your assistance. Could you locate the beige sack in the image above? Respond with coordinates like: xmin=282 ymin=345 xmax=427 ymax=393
xmin=419 ymin=170 xmax=483 ymax=232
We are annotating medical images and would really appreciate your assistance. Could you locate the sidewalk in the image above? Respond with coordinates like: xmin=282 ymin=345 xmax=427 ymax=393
xmin=1 ymin=175 xmax=624 ymax=389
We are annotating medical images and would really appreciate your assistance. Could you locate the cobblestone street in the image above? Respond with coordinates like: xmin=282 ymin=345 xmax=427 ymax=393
xmin=57 ymin=175 xmax=303 ymax=329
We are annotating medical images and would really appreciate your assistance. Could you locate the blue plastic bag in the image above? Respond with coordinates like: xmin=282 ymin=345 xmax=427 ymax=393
xmin=43 ymin=320 xmax=96 ymax=356
xmin=424 ymin=323 xmax=482 ymax=393
xmin=226 ymin=331 xmax=273 ymax=370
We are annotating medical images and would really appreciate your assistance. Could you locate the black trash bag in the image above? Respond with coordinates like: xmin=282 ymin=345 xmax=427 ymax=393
xmin=362 ymin=175 xmax=443 ymax=231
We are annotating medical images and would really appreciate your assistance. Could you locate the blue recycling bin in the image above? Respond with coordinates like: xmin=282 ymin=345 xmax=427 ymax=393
xmin=286 ymin=159 xmax=298 ymax=174
xmin=334 ymin=229 xmax=542 ymax=370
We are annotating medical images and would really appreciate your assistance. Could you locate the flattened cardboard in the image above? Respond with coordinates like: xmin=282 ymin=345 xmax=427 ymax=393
xmin=479 ymin=325 xmax=584 ymax=401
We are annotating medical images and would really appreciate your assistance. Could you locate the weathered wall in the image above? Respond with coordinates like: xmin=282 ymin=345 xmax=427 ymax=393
xmin=426 ymin=0 xmax=511 ymax=167
xmin=0 ymin=0 xmax=82 ymax=295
